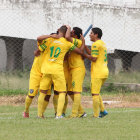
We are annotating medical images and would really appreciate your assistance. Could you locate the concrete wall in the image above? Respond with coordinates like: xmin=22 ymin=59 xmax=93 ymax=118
xmin=0 ymin=39 xmax=7 ymax=71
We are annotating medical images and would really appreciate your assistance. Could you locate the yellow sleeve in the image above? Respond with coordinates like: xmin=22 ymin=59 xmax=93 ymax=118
xmin=91 ymin=43 xmax=99 ymax=57
xmin=72 ymin=38 xmax=82 ymax=48
xmin=37 ymin=39 xmax=47 ymax=46
xmin=68 ymin=42 xmax=76 ymax=51
xmin=38 ymin=38 xmax=53 ymax=52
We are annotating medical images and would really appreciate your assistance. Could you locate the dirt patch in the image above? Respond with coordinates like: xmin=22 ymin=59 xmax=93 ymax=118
xmin=0 ymin=94 xmax=140 ymax=108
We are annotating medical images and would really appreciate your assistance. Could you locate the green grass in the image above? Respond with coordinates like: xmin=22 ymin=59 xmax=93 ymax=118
xmin=0 ymin=106 xmax=140 ymax=140
xmin=0 ymin=89 xmax=27 ymax=96
xmin=0 ymin=72 xmax=29 ymax=90
xmin=0 ymin=72 xmax=29 ymax=96
xmin=83 ymin=71 xmax=140 ymax=94
xmin=0 ymin=71 xmax=140 ymax=96
xmin=107 ymin=71 xmax=140 ymax=83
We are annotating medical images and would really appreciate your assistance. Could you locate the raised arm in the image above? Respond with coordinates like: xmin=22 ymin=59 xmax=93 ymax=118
xmin=65 ymin=25 xmax=73 ymax=42
xmin=37 ymin=34 xmax=59 ymax=43
xmin=37 ymin=35 xmax=51 ymax=43
xmin=72 ymin=35 xmax=85 ymax=55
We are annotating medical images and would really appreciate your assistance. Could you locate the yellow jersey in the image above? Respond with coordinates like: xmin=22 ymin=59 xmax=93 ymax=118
xmin=30 ymin=40 xmax=49 ymax=76
xmin=91 ymin=40 xmax=109 ymax=79
xmin=38 ymin=37 xmax=76 ymax=74
xmin=68 ymin=38 xmax=85 ymax=69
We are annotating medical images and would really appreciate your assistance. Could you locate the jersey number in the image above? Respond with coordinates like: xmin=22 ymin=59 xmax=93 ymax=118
xmin=50 ymin=46 xmax=61 ymax=58
xmin=104 ymin=50 xmax=107 ymax=62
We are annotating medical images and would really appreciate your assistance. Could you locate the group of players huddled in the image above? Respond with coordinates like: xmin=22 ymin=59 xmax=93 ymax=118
xmin=23 ymin=25 xmax=109 ymax=119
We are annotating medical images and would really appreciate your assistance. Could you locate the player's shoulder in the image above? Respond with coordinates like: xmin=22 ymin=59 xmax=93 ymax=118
xmin=97 ymin=40 xmax=107 ymax=49
xmin=92 ymin=41 xmax=99 ymax=49
xmin=73 ymin=38 xmax=82 ymax=43
xmin=72 ymin=38 xmax=82 ymax=47
xmin=92 ymin=40 xmax=104 ymax=48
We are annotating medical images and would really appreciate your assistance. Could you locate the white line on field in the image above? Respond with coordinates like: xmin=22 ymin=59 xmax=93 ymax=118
xmin=0 ymin=111 xmax=37 ymax=116
xmin=0 ymin=117 xmax=16 ymax=120
xmin=0 ymin=109 xmax=140 ymax=117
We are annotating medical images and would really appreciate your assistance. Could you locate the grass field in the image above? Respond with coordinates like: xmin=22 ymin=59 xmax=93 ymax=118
xmin=0 ymin=71 xmax=140 ymax=96
xmin=0 ymin=106 xmax=140 ymax=140
xmin=0 ymin=72 xmax=140 ymax=140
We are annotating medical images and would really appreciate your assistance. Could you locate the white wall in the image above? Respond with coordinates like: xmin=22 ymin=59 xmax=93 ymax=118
xmin=0 ymin=0 xmax=140 ymax=52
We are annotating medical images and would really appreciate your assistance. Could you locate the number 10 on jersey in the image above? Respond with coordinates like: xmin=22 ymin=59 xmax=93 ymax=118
xmin=50 ymin=46 xmax=61 ymax=58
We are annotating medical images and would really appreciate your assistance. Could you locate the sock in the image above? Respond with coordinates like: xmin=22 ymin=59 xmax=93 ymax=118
xmin=69 ymin=94 xmax=84 ymax=115
xmin=71 ymin=94 xmax=81 ymax=117
xmin=24 ymin=95 xmax=33 ymax=113
xmin=38 ymin=92 xmax=46 ymax=117
xmin=53 ymin=94 xmax=59 ymax=114
xmin=92 ymin=95 xmax=100 ymax=118
xmin=62 ymin=95 xmax=68 ymax=114
xmin=42 ymin=100 xmax=49 ymax=114
xmin=78 ymin=105 xmax=85 ymax=116
xmin=57 ymin=93 xmax=66 ymax=116
xmin=99 ymin=95 xmax=105 ymax=112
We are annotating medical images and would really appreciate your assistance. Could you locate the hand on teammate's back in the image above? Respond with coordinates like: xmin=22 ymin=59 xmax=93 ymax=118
xmin=34 ymin=49 xmax=41 ymax=57
xmin=89 ymin=55 xmax=97 ymax=62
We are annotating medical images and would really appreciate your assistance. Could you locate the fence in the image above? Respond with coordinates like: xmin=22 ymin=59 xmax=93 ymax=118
xmin=0 ymin=0 xmax=140 ymax=106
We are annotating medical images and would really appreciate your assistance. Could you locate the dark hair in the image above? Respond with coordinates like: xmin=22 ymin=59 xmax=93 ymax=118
xmin=73 ymin=27 xmax=82 ymax=39
xmin=59 ymin=25 xmax=67 ymax=35
xmin=92 ymin=27 xmax=102 ymax=39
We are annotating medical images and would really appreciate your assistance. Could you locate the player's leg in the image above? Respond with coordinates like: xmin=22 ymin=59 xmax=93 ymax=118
xmin=62 ymin=94 xmax=68 ymax=116
xmin=70 ymin=93 xmax=81 ymax=117
xmin=53 ymin=90 xmax=67 ymax=117
xmin=91 ymin=78 xmax=102 ymax=118
xmin=53 ymin=74 xmax=67 ymax=118
xmin=42 ymin=89 xmax=51 ymax=114
xmin=70 ymin=68 xmax=86 ymax=117
xmin=99 ymin=78 xmax=108 ymax=117
xmin=99 ymin=94 xmax=104 ymax=112
xmin=38 ymin=74 xmax=52 ymax=118
xmin=53 ymin=90 xmax=59 ymax=115
xmin=56 ymin=92 xmax=66 ymax=117
xmin=67 ymin=91 xmax=85 ymax=117
xmin=67 ymin=73 xmax=74 ymax=108
xmin=23 ymin=73 xmax=42 ymax=118
xmin=62 ymin=64 xmax=69 ymax=116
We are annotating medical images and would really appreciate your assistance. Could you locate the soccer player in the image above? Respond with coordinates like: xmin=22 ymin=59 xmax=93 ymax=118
xmin=37 ymin=25 xmax=85 ymax=118
xmin=23 ymin=33 xmax=58 ymax=118
xmin=36 ymin=34 xmax=69 ymax=118
xmin=85 ymin=27 xmax=109 ymax=118
xmin=65 ymin=25 xmax=86 ymax=118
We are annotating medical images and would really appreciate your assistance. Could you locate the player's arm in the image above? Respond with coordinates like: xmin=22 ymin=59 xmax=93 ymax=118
xmin=34 ymin=49 xmax=41 ymax=57
xmin=37 ymin=35 xmax=51 ymax=44
xmin=82 ymin=53 xmax=97 ymax=62
xmin=34 ymin=39 xmax=49 ymax=56
xmin=65 ymin=25 xmax=73 ymax=42
xmin=35 ymin=34 xmax=52 ymax=56
xmin=37 ymin=34 xmax=59 ymax=43
xmin=84 ymin=43 xmax=99 ymax=62
xmin=72 ymin=36 xmax=85 ymax=55
xmin=64 ymin=52 xmax=69 ymax=61
xmin=72 ymin=42 xmax=85 ymax=55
